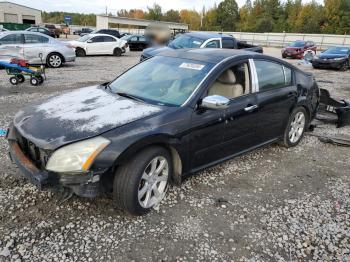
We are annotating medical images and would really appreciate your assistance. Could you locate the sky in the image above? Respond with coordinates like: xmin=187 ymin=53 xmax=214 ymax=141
xmin=6 ymin=0 xmax=323 ymax=14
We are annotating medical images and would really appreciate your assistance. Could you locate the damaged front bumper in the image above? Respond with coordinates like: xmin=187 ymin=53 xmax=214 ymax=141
xmin=7 ymin=137 xmax=105 ymax=198
xmin=317 ymin=88 xmax=350 ymax=128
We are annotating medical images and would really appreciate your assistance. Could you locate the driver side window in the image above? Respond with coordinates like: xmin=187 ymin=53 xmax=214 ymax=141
xmin=208 ymin=62 xmax=251 ymax=99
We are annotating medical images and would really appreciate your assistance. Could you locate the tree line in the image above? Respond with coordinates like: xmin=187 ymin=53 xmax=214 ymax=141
xmin=43 ymin=0 xmax=350 ymax=34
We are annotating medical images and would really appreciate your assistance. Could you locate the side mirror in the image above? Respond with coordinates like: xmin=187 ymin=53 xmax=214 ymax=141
xmin=87 ymin=39 xmax=92 ymax=43
xmin=200 ymin=95 xmax=230 ymax=110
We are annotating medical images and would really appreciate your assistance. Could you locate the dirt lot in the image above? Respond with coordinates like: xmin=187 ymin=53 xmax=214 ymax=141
xmin=0 ymin=48 xmax=349 ymax=262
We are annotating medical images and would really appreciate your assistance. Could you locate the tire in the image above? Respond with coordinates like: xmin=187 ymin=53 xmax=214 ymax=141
xmin=113 ymin=48 xmax=122 ymax=57
xmin=282 ymin=107 xmax=308 ymax=148
xmin=9 ymin=77 xmax=19 ymax=85
xmin=339 ymin=61 xmax=349 ymax=71
xmin=113 ymin=146 xmax=172 ymax=216
xmin=37 ymin=75 xmax=44 ymax=84
xmin=47 ymin=53 xmax=63 ymax=68
xmin=30 ymin=77 xmax=39 ymax=86
xmin=75 ymin=48 xmax=86 ymax=57
xmin=282 ymin=54 xmax=287 ymax=59
xmin=17 ymin=75 xmax=25 ymax=83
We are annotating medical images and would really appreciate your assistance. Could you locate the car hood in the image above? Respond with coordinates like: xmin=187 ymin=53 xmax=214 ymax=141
xmin=143 ymin=46 xmax=173 ymax=57
xmin=13 ymin=86 xmax=163 ymax=150
xmin=318 ymin=53 xmax=348 ymax=59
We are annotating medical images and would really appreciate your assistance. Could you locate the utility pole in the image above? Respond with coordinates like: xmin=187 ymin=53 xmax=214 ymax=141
xmin=105 ymin=6 xmax=108 ymax=15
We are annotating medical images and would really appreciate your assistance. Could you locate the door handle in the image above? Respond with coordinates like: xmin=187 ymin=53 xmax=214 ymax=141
xmin=244 ymin=105 xmax=258 ymax=112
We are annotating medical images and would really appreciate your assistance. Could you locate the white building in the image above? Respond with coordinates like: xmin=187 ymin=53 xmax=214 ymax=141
xmin=0 ymin=1 xmax=42 ymax=25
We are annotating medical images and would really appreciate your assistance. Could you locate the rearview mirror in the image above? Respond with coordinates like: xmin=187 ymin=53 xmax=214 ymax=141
xmin=200 ymin=95 xmax=230 ymax=110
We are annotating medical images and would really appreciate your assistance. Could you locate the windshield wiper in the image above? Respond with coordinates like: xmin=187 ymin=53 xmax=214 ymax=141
xmin=116 ymin=92 xmax=145 ymax=102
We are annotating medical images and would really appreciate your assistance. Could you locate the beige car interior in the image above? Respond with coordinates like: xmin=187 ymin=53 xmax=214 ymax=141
xmin=208 ymin=63 xmax=250 ymax=99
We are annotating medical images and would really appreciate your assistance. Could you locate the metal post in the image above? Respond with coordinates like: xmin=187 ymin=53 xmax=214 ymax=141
xmin=321 ymin=35 xmax=324 ymax=49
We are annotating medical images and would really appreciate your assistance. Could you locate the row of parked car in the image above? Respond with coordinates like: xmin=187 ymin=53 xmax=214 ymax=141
xmin=282 ymin=40 xmax=350 ymax=71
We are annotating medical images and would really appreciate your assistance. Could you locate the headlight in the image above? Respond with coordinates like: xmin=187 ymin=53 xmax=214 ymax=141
xmin=333 ymin=57 xmax=346 ymax=61
xmin=46 ymin=136 xmax=110 ymax=173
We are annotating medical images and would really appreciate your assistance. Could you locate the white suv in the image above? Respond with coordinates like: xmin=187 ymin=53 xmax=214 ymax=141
xmin=70 ymin=34 xmax=129 ymax=57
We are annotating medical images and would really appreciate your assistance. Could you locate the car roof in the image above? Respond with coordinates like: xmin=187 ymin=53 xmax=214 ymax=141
xmin=88 ymin=33 xmax=118 ymax=38
xmin=0 ymin=31 xmax=50 ymax=37
xmin=184 ymin=32 xmax=233 ymax=40
xmin=154 ymin=48 xmax=261 ymax=63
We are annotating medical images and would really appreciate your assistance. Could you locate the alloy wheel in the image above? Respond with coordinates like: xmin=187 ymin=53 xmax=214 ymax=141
xmin=138 ymin=156 xmax=169 ymax=209
xmin=49 ymin=55 xmax=62 ymax=67
xmin=289 ymin=111 xmax=306 ymax=143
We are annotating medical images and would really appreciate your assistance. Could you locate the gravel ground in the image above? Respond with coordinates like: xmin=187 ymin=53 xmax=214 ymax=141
xmin=0 ymin=48 xmax=349 ymax=262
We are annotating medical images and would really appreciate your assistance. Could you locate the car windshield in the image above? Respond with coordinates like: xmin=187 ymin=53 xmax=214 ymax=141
xmin=289 ymin=41 xmax=305 ymax=47
xmin=77 ymin=35 xmax=91 ymax=42
xmin=109 ymin=56 xmax=214 ymax=106
xmin=324 ymin=47 xmax=350 ymax=55
xmin=121 ymin=35 xmax=131 ymax=40
xmin=168 ymin=35 xmax=204 ymax=49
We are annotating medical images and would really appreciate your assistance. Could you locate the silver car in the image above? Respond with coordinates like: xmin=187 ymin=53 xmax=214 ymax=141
xmin=0 ymin=31 xmax=75 ymax=68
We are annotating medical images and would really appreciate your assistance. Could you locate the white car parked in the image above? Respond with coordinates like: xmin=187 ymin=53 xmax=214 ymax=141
xmin=70 ymin=34 xmax=129 ymax=57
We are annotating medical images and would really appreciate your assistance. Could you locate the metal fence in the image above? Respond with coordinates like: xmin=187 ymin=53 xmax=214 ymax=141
xmin=225 ymin=32 xmax=350 ymax=49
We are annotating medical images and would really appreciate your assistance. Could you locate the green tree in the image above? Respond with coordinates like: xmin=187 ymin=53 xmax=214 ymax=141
xmin=163 ymin=9 xmax=181 ymax=22
xmin=217 ymin=0 xmax=239 ymax=31
xmin=146 ymin=3 xmax=163 ymax=21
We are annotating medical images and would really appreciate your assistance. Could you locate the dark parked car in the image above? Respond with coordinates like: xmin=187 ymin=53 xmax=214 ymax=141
xmin=45 ymin=24 xmax=61 ymax=38
xmin=141 ymin=32 xmax=263 ymax=61
xmin=7 ymin=49 xmax=319 ymax=215
xmin=82 ymin=29 xmax=121 ymax=38
xmin=74 ymin=28 xmax=93 ymax=36
xmin=25 ymin=27 xmax=55 ymax=38
xmin=121 ymin=34 xmax=150 ymax=51
xmin=282 ymin=40 xmax=317 ymax=59
xmin=312 ymin=46 xmax=350 ymax=71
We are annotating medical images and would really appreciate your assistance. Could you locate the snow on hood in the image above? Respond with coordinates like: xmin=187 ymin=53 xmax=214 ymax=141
xmin=35 ymin=86 xmax=161 ymax=132
xmin=14 ymin=86 xmax=162 ymax=149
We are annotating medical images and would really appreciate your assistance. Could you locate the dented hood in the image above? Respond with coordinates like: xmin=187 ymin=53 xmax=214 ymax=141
xmin=13 ymin=86 xmax=162 ymax=150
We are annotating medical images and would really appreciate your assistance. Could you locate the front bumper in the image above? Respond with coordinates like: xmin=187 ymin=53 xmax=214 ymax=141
xmin=7 ymin=130 xmax=105 ymax=197
xmin=312 ymin=59 xmax=345 ymax=69
xmin=282 ymin=50 xmax=303 ymax=58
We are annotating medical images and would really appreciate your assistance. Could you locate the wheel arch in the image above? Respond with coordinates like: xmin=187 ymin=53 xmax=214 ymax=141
xmin=47 ymin=51 xmax=65 ymax=63
xmin=113 ymin=135 xmax=184 ymax=186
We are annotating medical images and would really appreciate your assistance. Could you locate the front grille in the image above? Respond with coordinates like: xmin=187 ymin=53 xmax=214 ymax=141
xmin=14 ymin=128 xmax=51 ymax=169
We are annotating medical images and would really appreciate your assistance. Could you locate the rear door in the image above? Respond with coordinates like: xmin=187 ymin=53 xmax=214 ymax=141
xmin=23 ymin=34 xmax=50 ymax=64
xmin=253 ymin=59 xmax=297 ymax=142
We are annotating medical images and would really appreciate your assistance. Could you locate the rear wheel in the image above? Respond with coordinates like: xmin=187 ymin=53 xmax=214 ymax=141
xmin=282 ymin=107 xmax=308 ymax=147
xmin=113 ymin=146 xmax=172 ymax=215
xmin=113 ymin=48 xmax=122 ymax=57
xmin=47 ymin=53 xmax=63 ymax=68
xmin=30 ymin=77 xmax=39 ymax=86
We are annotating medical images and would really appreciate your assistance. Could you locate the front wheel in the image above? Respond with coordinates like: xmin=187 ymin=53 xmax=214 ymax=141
xmin=75 ymin=48 xmax=86 ymax=57
xmin=113 ymin=48 xmax=122 ymax=57
xmin=282 ymin=107 xmax=308 ymax=147
xmin=339 ymin=61 xmax=349 ymax=71
xmin=113 ymin=146 xmax=172 ymax=216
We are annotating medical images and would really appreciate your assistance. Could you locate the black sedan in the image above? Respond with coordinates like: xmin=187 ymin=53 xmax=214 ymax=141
xmin=312 ymin=46 xmax=350 ymax=71
xmin=25 ymin=27 xmax=55 ymax=38
xmin=7 ymin=49 xmax=320 ymax=215
xmin=121 ymin=34 xmax=150 ymax=51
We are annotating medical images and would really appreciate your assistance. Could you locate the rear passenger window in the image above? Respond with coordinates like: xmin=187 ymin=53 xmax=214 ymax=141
xmin=255 ymin=60 xmax=290 ymax=91
xmin=222 ymin=38 xmax=235 ymax=49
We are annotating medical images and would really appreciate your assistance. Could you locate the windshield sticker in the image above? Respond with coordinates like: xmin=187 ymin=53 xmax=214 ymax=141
xmin=179 ymin=63 xmax=205 ymax=71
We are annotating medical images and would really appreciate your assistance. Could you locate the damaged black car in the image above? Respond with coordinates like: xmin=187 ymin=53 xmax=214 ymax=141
xmin=7 ymin=49 xmax=320 ymax=215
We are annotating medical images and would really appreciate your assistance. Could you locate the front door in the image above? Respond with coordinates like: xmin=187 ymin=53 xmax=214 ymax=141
xmin=86 ymin=36 xmax=105 ymax=55
xmin=0 ymin=33 xmax=24 ymax=60
xmin=253 ymin=59 xmax=297 ymax=142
